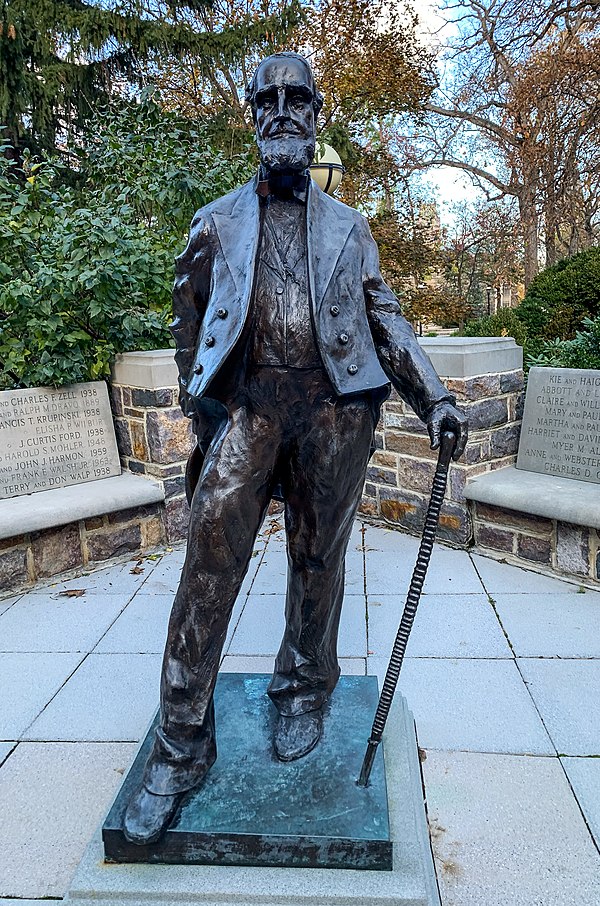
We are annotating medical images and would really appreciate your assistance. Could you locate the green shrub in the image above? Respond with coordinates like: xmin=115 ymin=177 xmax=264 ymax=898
xmin=0 ymin=91 xmax=254 ymax=390
xmin=0 ymin=158 xmax=174 ymax=389
xmin=459 ymin=307 xmax=528 ymax=348
xmin=526 ymin=317 xmax=600 ymax=370
xmin=517 ymin=246 xmax=600 ymax=342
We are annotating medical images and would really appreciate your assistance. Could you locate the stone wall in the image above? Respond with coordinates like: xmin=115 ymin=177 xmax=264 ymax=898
xmin=5 ymin=339 xmax=599 ymax=593
xmin=360 ymin=338 xmax=525 ymax=547
xmin=110 ymin=350 xmax=194 ymax=543
xmin=471 ymin=504 xmax=600 ymax=584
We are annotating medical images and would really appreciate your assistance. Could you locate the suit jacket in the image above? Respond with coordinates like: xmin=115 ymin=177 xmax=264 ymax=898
xmin=171 ymin=175 xmax=453 ymax=442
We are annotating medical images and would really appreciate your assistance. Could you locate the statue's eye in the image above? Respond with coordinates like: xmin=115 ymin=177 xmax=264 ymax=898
xmin=258 ymin=94 xmax=276 ymax=110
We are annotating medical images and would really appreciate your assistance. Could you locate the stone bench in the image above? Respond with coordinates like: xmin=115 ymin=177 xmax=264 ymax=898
xmin=0 ymin=473 xmax=166 ymax=591
xmin=0 ymin=472 xmax=164 ymax=540
xmin=464 ymin=363 xmax=600 ymax=584
xmin=465 ymin=467 xmax=600 ymax=581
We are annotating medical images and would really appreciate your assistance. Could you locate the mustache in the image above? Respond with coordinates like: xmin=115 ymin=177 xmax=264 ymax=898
xmin=265 ymin=126 xmax=303 ymax=138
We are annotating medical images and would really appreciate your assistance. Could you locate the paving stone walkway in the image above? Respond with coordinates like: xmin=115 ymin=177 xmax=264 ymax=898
xmin=0 ymin=518 xmax=599 ymax=905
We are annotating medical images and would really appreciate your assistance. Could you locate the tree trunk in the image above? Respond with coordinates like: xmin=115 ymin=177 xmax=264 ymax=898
xmin=519 ymin=187 xmax=540 ymax=287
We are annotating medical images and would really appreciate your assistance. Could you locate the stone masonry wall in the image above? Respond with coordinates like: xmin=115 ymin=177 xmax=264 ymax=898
xmin=360 ymin=368 xmax=524 ymax=547
xmin=472 ymin=502 xmax=600 ymax=583
xmin=109 ymin=381 xmax=193 ymax=543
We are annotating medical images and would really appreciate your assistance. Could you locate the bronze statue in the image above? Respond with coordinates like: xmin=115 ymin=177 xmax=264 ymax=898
xmin=123 ymin=51 xmax=467 ymax=845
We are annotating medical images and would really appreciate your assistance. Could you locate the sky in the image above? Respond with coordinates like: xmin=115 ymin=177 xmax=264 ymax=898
xmin=410 ymin=0 xmax=482 ymax=224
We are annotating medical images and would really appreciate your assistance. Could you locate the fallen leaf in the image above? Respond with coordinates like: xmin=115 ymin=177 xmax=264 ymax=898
xmin=58 ymin=589 xmax=86 ymax=598
xmin=130 ymin=566 xmax=144 ymax=575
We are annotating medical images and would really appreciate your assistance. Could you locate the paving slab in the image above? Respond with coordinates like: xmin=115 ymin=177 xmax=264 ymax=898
xmin=94 ymin=594 xmax=173 ymax=654
xmin=471 ymin=553 xmax=579 ymax=594
xmin=134 ymin=556 xmax=184 ymax=596
xmin=422 ymin=750 xmax=600 ymax=906
xmin=493 ymin=592 xmax=600 ymax=657
xmin=0 ymin=592 xmax=132 ymax=653
xmin=367 ymin=594 xmax=511 ymax=660
xmin=0 ymin=652 xmax=83 ymax=740
xmin=32 ymin=559 xmax=155 ymax=596
xmin=23 ymin=653 xmax=162 ymax=742
xmin=141 ymin=543 xmax=264 ymax=598
xmin=66 ymin=696 xmax=440 ymax=906
xmin=221 ymin=655 xmax=276 ymax=672
xmin=364 ymin=524 xmax=421 ymax=556
xmin=561 ymin=757 xmax=600 ymax=849
xmin=366 ymin=546 xmax=483 ymax=596
xmin=251 ymin=549 xmax=365 ymax=595
xmin=367 ymin=657 xmax=554 ymax=754
xmin=0 ymin=741 xmax=135 ymax=899
xmin=247 ymin=549 xmax=288 ymax=595
xmin=0 ymin=593 xmax=21 ymax=616
xmin=519 ymin=659 xmax=600 ymax=755
xmin=0 ymin=742 xmax=15 ymax=765
xmin=227 ymin=593 xmax=367 ymax=657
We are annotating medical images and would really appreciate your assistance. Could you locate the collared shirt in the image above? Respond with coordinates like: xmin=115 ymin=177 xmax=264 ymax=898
xmin=250 ymin=195 xmax=321 ymax=369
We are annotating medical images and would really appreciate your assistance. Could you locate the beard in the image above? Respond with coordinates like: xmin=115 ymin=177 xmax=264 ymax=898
xmin=257 ymin=133 xmax=315 ymax=173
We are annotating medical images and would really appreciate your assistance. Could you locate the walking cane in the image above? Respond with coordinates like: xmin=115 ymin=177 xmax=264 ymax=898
xmin=357 ymin=429 xmax=458 ymax=787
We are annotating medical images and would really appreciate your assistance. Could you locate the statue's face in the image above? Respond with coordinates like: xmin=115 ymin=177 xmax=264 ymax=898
xmin=253 ymin=57 xmax=316 ymax=172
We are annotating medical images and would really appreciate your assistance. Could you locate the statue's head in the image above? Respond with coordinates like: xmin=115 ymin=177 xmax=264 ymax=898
xmin=246 ymin=52 xmax=323 ymax=173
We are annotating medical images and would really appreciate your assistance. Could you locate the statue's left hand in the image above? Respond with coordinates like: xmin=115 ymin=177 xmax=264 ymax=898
xmin=427 ymin=401 xmax=468 ymax=461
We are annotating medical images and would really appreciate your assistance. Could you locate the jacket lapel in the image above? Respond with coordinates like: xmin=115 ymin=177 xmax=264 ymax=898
xmin=210 ymin=176 xmax=356 ymax=316
xmin=211 ymin=179 xmax=260 ymax=304
xmin=307 ymin=180 xmax=357 ymax=312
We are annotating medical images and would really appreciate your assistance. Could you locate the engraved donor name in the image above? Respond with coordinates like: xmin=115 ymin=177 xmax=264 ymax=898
xmin=0 ymin=382 xmax=121 ymax=499
xmin=517 ymin=367 xmax=600 ymax=485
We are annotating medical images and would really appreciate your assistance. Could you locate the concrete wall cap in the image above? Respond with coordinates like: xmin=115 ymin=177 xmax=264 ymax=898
xmin=465 ymin=465 xmax=600 ymax=529
xmin=112 ymin=337 xmax=523 ymax=388
xmin=0 ymin=473 xmax=165 ymax=540
xmin=418 ymin=337 xmax=523 ymax=379
xmin=112 ymin=350 xmax=178 ymax=390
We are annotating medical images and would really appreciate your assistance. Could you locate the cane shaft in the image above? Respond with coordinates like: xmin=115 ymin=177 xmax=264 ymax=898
xmin=357 ymin=430 xmax=456 ymax=786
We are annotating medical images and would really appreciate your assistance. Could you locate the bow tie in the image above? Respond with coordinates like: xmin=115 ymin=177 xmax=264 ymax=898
xmin=256 ymin=170 xmax=309 ymax=204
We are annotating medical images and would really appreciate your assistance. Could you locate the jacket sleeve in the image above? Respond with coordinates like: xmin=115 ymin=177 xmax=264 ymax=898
xmin=359 ymin=216 xmax=455 ymax=422
xmin=170 ymin=212 xmax=212 ymax=417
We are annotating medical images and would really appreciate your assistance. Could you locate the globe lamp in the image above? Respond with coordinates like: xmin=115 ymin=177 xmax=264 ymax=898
xmin=310 ymin=143 xmax=345 ymax=195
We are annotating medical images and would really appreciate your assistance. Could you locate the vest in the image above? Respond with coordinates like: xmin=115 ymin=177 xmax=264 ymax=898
xmin=250 ymin=197 xmax=321 ymax=368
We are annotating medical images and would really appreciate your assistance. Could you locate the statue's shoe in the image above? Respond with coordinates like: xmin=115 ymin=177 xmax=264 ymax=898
xmin=274 ymin=709 xmax=323 ymax=762
xmin=123 ymin=786 xmax=183 ymax=845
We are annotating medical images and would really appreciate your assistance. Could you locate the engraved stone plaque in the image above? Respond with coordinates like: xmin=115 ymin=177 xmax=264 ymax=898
xmin=517 ymin=366 xmax=600 ymax=484
xmin=0 ymin=381 xmax=121 ymax=499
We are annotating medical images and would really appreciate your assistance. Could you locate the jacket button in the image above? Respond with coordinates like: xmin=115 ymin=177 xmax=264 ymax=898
xmin=276 ymin=286 xmax=284 ymax=295
xmin=194 ymin=364 xmax=204 ymax=375
xmin=217 ymin=308 xmax=228 ymax=319
xmin=338 ymin=333 xmax=349 ymax=344
xmin=330 ymin=305 xmax=340 ymax=316
xmin=347 ymin=364 xmax=358 ymax=375
xmin=205 ymin=336 xmax=215 ymax=347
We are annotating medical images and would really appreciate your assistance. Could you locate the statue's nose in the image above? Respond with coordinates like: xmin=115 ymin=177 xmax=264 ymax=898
xmin=275 ymin=89 xmax=289 ymax=119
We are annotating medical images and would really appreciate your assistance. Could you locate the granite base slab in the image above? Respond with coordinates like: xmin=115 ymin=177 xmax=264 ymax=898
xmin=66 ymin=677 xmax=440 ymax=906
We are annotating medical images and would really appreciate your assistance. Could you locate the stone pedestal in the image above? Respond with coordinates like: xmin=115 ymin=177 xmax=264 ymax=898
xmin=65 ymin=684 xmax=439 ymax=906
